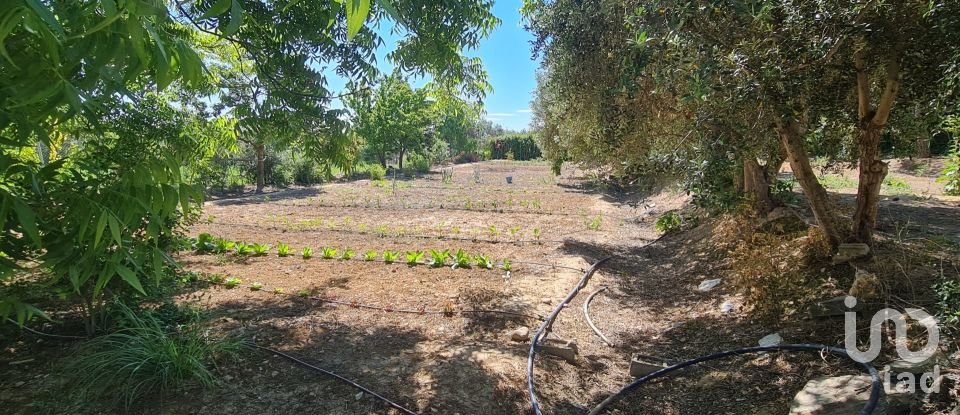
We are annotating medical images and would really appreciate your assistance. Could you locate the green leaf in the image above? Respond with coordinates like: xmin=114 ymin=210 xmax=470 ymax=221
xmin=107 ymin=214 xmax=122 ymax=246
xmin=223 ymin=0 xmax=243 ymax=36
xmin=115 ymin=264 xmax=145 ymax=295
xmin=200 ymin=0 xmax=232 ymax=19
xmin=178 ymin=185 xmax=191 ymax=215
xmin=24 ymin=0 xmax=63 ymax=35
xmin=345 ymin=0 xmax=371 ymax=40
xmin=11 ymin=199 xmax=40 ymax=247
xmin=94 ymin=211 xmax=107 ymax=248
xmin=377 ymin=0 xmax=400 ymax=22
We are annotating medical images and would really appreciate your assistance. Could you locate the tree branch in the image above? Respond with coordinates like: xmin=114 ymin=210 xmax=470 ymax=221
xmin=873 ymin=55 xmax=901 ymax=126
xmin=854 ymin=47 xmax=870 ymax=121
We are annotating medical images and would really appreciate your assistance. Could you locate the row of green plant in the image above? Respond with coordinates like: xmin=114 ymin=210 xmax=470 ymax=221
xmin=191 ymin=234 xmax=512 ymax=271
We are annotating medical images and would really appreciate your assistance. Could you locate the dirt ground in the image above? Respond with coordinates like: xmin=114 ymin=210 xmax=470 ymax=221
xmin=2 ymin=159 xmax=958 ymax=414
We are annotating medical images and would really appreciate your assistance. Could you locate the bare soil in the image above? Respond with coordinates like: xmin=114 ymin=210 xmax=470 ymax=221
xmin=2 ymin=160 xmax=958 ymax=414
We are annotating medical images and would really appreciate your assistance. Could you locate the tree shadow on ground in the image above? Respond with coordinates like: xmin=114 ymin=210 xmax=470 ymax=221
xmin=208 ymin=187 xmax=323 ymax=206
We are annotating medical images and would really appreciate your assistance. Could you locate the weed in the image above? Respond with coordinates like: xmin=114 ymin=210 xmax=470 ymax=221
xmin=586 ymin=215 xmax=602 ymax=231
xmin=882 ymin=177 xmax=912 ymax=194
xmin=383 ymin=250 xmax=400 ymax=264
xmin=249 ymin=282 xmax=263 ymax=291
xmin=935 ymin=279 xmax=960 ymax=327
xmin=429 ymin=249 xmax=450 ymax=267
xmin=488 ymin=225 xmax=499 ymax=238
xmin=475 ymin=254 xmax=493 ymax=269
xmin=301 ymin=247 xmax=313 ymax=259
xmin=224 ymin=278 xmax=242 ymax=289
xmin=65 ymin=303 xmax=239 ymax=409
xmin=277 ymin=243 xmax=291 ymax=257
xmin=196 ymin=233 xmax=215 ymax=253
xmin=533 ymin=228 xmax=542 ymax=243
xmin=322 ymin=247 xmax=338 ymax=259
xmin=405 ymin=250 xmax=424 ymax=265
xmin=817 ymin=174 xmax=856 ymax=189
xmin=655 ymin=211 xmax=682 ymax=233
xmin=509 ymin=226 xmax=521 ymax=238
xmin=363 ymin=250 xmax=378 ymax=261
xmin=340 ymin=249 xmax=355 ymax=260
xmin=453 ymin=249 xmax=472 ymax=269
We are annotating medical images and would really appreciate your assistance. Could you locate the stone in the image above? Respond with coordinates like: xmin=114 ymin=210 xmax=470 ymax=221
xmin=629 ymin=355 xmax=666 ymax=377
xmin=758 ymin=332 xmax=783 ymax=347
xmin=537 ymin=335 xmax=578 ymax=363
xmin=720 ymin=300 xmax=735 ymax=314
xmin=809 ymin=296 xmax=861 ymax=318
xmin=788 ymin=375 xmax=912 ymax=415
xmin=698 ymin=278 xmax=722 ymax=292
xmin=887 ymin=351 xmax=945 ymax=375
xmin=832 ymin=243 xmax=871 ymax=265
xmin=510 ymin=327 xmax=531 ymax=342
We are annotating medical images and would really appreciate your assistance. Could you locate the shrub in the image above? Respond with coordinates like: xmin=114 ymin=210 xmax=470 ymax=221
xmin=408 ymin=155 xmax=432 ymax=174
xmin=367 ymin=163 xmax=386 ymax=180
xmin=489 ymin=133 xmax=542 ymax=160
xmin=935 ymin=279 xmax=960 ymax=327
xmin=938 ymin=131 xmax=959 ymax=195
xmin=65 ymin=303 xmax=239 ymax=409
xmin=655 ymin=212 xmax=682 ymax=233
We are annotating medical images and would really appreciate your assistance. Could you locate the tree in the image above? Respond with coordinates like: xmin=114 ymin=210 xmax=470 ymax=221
xmin=347 ymin=74 xmax=435 ymax=169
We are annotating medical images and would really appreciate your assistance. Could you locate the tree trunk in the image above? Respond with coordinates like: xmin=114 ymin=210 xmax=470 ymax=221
xmin=398 ymin=147 xmax=405 ymax=171
xmin=378 ymin=153 xmax=387 ymax=169
xmin=851 ymin=124 xmax=888 ymax=243
xmin=743 ymin=156 xmax=773 ymax=214
xmin=255 ymin=143 xmax=266 ymax=194
xmin=915 ymin=138 xmax=931 ymax=159
xmin=776 ymin=118 xmax=841 ymax=249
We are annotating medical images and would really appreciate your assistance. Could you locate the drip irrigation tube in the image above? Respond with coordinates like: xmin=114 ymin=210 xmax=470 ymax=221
xmin=587 ymin=344 xmax=882 ymax=415
xmin=247 ymin=342 xmax=419 ymax=415
xmin=4 ymin=318 xmax=86 ymax=340
xmin=582 ymin=287 xmax=612 ymax=346
xmin=527 ymin=257 xmax=612 ymax=415
xmin=310 ymin=297 xmax=544 ymax=321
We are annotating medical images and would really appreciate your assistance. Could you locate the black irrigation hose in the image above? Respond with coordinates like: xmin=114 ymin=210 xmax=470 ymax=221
xmin=582 ymin=287 xmax=612 ymax=346
xmin=587 ymin=344 xmax=882 ymax=415
xmin=247 ymin=342 xmax=420 ymax=415
xmin=527 ymin=257 xmax=612 ymax=415
xmin=4 ymin=318 xmax=87 ymax=340
xmin=310 ymin=297 xmax=544 ymax=321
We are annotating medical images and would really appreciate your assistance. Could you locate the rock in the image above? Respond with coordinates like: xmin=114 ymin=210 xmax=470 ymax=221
xmin=832 ymin=243 xmax=871 ymax=265
xmin=720 ymin=301 xmax=735 ymax=314
xmin=629 ymin=355 xmax=666 ymax=377
xmin=537 ymin=335 xmax=578 ymax=363
xmin=788 ymin=375 xmax=912 ymax=415
xmin=509 ymin=327 xmax=531 ymax=342
xmin=849 ymin=269 xmax=881 ymax=300
xmin=758 ymin=333 xmax=783 ymax=347
xmin=809 ymin=296 xmax=861 ymax=318
xmin=887 ymin=351 xmax=945 ymax=375
xmin=698 ymin=278 xmax=722 ymax=292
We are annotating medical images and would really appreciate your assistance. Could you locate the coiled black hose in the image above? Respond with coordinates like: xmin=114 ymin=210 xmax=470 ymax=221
xmin=527 ymin=257 xmax=612 ymax=415
xmin=587 ymin=343 xmax=882 ymax=415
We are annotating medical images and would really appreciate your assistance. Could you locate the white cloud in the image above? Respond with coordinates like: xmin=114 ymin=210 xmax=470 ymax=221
xmin=485 ymin=117 xmax=502 ymax=122
xmin=487 ymin=112 xmax=516 ymax=117
xmin=516 ymin=109 xmax=533 ymax=113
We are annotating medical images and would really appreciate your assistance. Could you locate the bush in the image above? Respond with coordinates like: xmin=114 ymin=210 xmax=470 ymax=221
xmin=292 ymin=158 xmax=324 ymax=185
xmin=408 ymin=154 xmax=432 ymax=174
xmin=489 ymin=133 xmax=542 ymax=160
xmin=655 ymin=211 xmax=682 ymax=233
xmin=65 ymin=303 xmax=239 ymax=409
xmin=449 ymin=151 xmax=482 ymax=164
xmin=935 ymin=279 xmax=960 ymax=327
xmin=366 ymin=163 xmax=386 ymax=180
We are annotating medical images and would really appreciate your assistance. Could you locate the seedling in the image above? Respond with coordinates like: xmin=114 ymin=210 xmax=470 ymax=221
xmin=214 ymin=238 xmax=235 ymax=254
xmin=586 ymin=215 xmax=602 ymax=231
xmin=502 ymin=259 xmax=512 ymax=272
xmin=196 ymin=233 xmax=215 ymax=253
xmin=322 ymin=247 xmax=338 ymax=259
xmin=405 ymin=250 xmax=424 ymax=266
xmin=234 ymin=242 xmax=253 ymax=256
xmin=533 ymin=228 xmax=542 ymax=243
xmin=488 ymin=225 xmax=499 ymax=238
xmin=429 ymin=249 xmax=450 ymax=268
xmin=251 ymin=243 xmax=270 ymax=256
xmin=453 ymin=249 xmax=472 ymax=269
xmin=340 ymin=249 xmax=355 ymax=260
xmin=509 ymin=226 xmax=521 ymax=238
xmin=277 ymin=243 xmax=291 ymax=257
xmin=207 ymin=273 xmax=226 ymax=284
xmin=272 ymin=287 xmax=284 ymax=295
xmin=363 ymin=250 xmax=378 ymax=261
xmin=224 ymin=277 xmax=242 ymax=289
xmin=250 ymin=282 xmax=263 ymax=291
xmin=383 ymin=250 xmax=400 ymax=264
xmin=475 ymin=254 xmax=493 ymax=269
xmin=297 ymin=289 xmax=310 ymax=298
xmin=301 ymin=247 xmax=313 ymax=259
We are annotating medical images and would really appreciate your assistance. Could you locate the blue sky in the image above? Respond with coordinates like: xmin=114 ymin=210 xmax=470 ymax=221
xmin=326 ymin=1 xmax=539 ymax=132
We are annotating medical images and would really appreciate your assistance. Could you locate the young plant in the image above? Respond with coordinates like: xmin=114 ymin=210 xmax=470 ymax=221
xmin=249 ymin=282 xmax=263 ymax=291
xmin=428 ymin=249 xmax=450 ymax=268
xmin=297 ymin=289 xmax=310 ymax=298
xmin=224 ymin=277 xmax=242 ymax=289
xmin=195 ymin=233 xmax=215 ymax=253
xmin=363 ymin=250 xmax=378 ymax=261
xmin=322 ymin=247 xmax=338 ymax=259
xmin=272 ymin=287 xmax=284 ymax=295
xmin=488 ymin=225 xmax=499 ymax=238
xmin=234 ymin=242 xmax=253 ymax=256
xmin=251 ymin=243 xmax=270 ymax=256
xmin=405 ymin=250 xmax=424 ymax=266
xmin=383 ymin=250 xmax=400 ymax=264
xmin=277 ymin=243 xmax=291 ymax=257
xmin=453 ymin=249 xmax=472 ymax=269
xmin=501 ymin=259 xmax=512 ymax=272
xmin=207 ymin=274 xmax=226 ymax=284
xmin=214 ymin=238 xmax=235 ymax=254
xmin=301 ymin=247 xmax=313 ymax=259
xmin=340 ymin=249 xmax=355 ymax=260
xmin=475 ymin=254 xmax=493 ymax=269
xmin=533 ymin=228 xmax=542 ymax=243
xmin=509 ymin=226 xmax=521 ymax=239
xmin=586 ymin=215 xmax=602 ymax=231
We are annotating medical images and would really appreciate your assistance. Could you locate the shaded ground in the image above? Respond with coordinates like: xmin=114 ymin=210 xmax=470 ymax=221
xmin=2 ymin=160 xmax=958 ymax=414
